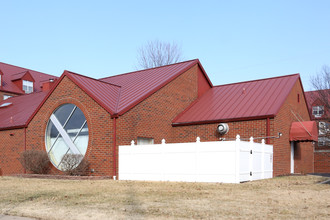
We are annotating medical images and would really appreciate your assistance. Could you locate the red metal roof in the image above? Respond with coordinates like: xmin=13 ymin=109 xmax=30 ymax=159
xmin=173 ymin=74 xmax=300 ymax=125
xmin=0 ymin=62 xmax=57 ymax=94
xmin=289 ymin=121 xmax=318 ymax=142
xmin=100 ymin=59 xmax=208 ymax=115
xmin=16 ymin=59 xmax=206 ymax=129
xmin=0 ymin=92 xmax=47 ymax=130
xmin=64 ymin=71 xmax=121 ymax=115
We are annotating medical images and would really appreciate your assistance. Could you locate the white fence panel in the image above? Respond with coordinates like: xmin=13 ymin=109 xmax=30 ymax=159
xmin=119 ymin=136 xmax=273 ymax=183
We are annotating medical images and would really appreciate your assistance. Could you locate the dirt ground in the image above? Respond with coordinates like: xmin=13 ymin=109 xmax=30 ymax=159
xmin=0 ymin=175 xmax=329 ymax=219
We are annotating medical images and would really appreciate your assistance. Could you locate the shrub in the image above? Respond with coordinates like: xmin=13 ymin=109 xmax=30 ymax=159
xmin=19 ymin=150 xmax=50 ymax=174
xmin=61 ymin=154 xmax=90 ymax=176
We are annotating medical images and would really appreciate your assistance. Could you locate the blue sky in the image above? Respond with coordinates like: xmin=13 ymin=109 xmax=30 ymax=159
xmin=1 ymin=0 xmax=329 ymax=91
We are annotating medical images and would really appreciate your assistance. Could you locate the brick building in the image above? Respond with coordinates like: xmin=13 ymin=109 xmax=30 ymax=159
xmin=0 ymin=59 xmax=318 ymax=178
xmin=305 ymin=90 xmax=330 ymax=173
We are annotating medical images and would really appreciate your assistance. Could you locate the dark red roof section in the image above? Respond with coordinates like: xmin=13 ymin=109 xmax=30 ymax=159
xmin=173 ymin=74 xmax=300 ymax=126
xmin=100 ymin=59 xmax=211 ymax=115
xmin=0 ymin=62 xmax=57 ymax=94
xmin=0 ymin=92 xmax=47 ymax=130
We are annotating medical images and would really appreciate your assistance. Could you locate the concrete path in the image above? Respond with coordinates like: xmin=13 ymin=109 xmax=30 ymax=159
xmin=0 ymin=215 xmax=36 ymax=220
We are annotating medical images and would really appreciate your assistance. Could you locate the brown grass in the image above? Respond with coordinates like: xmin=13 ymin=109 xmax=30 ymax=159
xmin=0 ymin=175 xmax=329 ymax=219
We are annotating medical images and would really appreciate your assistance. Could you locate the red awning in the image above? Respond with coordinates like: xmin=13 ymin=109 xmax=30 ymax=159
xmin=289 ymin=121 xmax=318 ymax=142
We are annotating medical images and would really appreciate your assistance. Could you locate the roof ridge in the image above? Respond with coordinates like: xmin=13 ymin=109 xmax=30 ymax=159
xmin=0 ymin=61 xmax=56 ymax=77
xmin=65 ymin=70 xmax=122 ymax=88
xmin=213 ymin=73 xmax=300 ymax=88
xmin=11 ymin=70 xmax=29 ymax=76
xmin=99 ymin=59 xmax=199 ymax=80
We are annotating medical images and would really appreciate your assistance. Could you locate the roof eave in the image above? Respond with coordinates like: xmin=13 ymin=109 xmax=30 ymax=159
xmin=0 ymin=124 xmax=27 ymax=131
xmin=172 ymin=115 xmax=275 ymax=127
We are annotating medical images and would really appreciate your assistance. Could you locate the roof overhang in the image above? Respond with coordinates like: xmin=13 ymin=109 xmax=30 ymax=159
xmin=289 ymin=121 xmax=318 ymax=142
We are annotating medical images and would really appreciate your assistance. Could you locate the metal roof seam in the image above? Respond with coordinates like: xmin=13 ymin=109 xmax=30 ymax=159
xmin=66 ymin=70 xmax=122 ymax=88
xmin=212 ymin=73 xmax=300 ymax=88
xmin=99 ymin=59 xmax=199 ymax=81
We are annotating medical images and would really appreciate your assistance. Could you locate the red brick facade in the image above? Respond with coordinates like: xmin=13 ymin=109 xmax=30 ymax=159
xmin=0 ymin=64 xmax=317 ymax=177
xmin=26 ymin=76 xmax=115 ymax=176
xmin=273 ymin=79 xmax=314 ymax=175
xmin=314 ymin=151 xmax=330 ymax=173
xmin=0 ymin=128 xmax=25 ymax=175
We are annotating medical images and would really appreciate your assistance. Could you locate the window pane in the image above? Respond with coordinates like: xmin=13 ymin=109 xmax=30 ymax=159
xmin=54 ymin=104 xmax=75 ymax=126
xmin=137 ymin=137 xmax=154 ymax=145
xmin=74 ymin=123 xmax=89 ymax=154
xmin=48 ymin=134 xmax=69 ymax=167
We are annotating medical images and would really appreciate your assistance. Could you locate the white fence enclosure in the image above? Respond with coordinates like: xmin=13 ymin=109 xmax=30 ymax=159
xmin=119 ymin=135 xmax=273 ymax=183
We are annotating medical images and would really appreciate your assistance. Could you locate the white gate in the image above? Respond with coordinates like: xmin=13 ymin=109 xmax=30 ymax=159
xmin=119 ymin=135 xmax=273 ymax=183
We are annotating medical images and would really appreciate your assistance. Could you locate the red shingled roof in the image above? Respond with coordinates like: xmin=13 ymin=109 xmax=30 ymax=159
xmin=0 ymin=62 xmax=57 ymax=94
xmin=0 ymin=92 xmax=47 ymax=130
xmin=173 ymin=74 xmax=301 ymax=126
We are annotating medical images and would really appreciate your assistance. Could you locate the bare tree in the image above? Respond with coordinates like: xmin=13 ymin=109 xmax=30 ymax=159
xmin=310 ymin=65 xmax=330 ymax=110
xmin=136 ymin=40 xmax=183 ymax=69
xmin=310 ymin=66 xmax=330 ymax=147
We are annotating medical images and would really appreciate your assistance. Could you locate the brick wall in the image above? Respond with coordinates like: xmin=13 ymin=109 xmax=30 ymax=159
xmin=293 ymin=142 xmax=314 ymax=174
xmin=273 ymin=79 xmax=314 ymax=176
xmin=314 ymin=151 xmax=330 ymax=173
xmin=0 ymin=128 xmax=25 ymax=175
xmin=27 ymin=76 xmax=115 ymax=176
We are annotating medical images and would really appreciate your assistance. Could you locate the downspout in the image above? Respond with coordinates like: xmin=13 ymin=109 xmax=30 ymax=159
xmin=24 ymin=127 xmax=27 ymax=174
xmin=113 ymin=117 xmax=117 ymax=179
xmin=266 ymin=118 xmax=270 ymax=144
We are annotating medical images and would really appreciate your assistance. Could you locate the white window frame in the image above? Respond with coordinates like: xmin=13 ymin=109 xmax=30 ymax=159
xmin=312 ymin=106 xmax=324 ymax=117
xmin=137 ymin=137 xmax=154 ymax=145
xmin=22 ymin=80 xmax=33 ymax=93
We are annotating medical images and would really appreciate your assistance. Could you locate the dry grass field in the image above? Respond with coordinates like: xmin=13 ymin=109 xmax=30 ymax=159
xmin=0 ymin=175 xmax=329 ymax=220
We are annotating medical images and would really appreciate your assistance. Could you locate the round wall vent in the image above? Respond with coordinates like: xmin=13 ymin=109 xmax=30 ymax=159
xmin=217 ymin=123 xmax=229 ymax=135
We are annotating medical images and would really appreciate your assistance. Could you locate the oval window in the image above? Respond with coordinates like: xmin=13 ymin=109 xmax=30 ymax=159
xmin=45 ymin=104 xmax=89 ymax=171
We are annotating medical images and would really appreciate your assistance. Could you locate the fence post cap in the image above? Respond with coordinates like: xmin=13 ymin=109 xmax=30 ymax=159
xmin=131 ymin=140 xmax=135 ymax=146
xmin=250 ymin=137 xmax=254 ymax=142
xmin=261 ymin=139 xmax=265 ymax=144
xmin=236 ymin=134 xmax=240 ymax=140
xmin=196 ymin=137 xmax=200 ymax=143
xmin=161 ymin=139 xmax=166 ymax=144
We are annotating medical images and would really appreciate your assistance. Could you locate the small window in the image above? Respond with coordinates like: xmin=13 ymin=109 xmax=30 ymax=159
xmin=3 ymin=95 xmax=12 ymax=100
xmin=23 ymin=80 xmax=33 ymax=93
xmin=319 ymin=122 xmax=330 ymax=135
xmin=297 ymin=94 xmax=300 ymax=103
xmin=137 ymin=137 xmax=154 ymax=145
xmin=312 ymin=106 xmax=324 ymax=117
